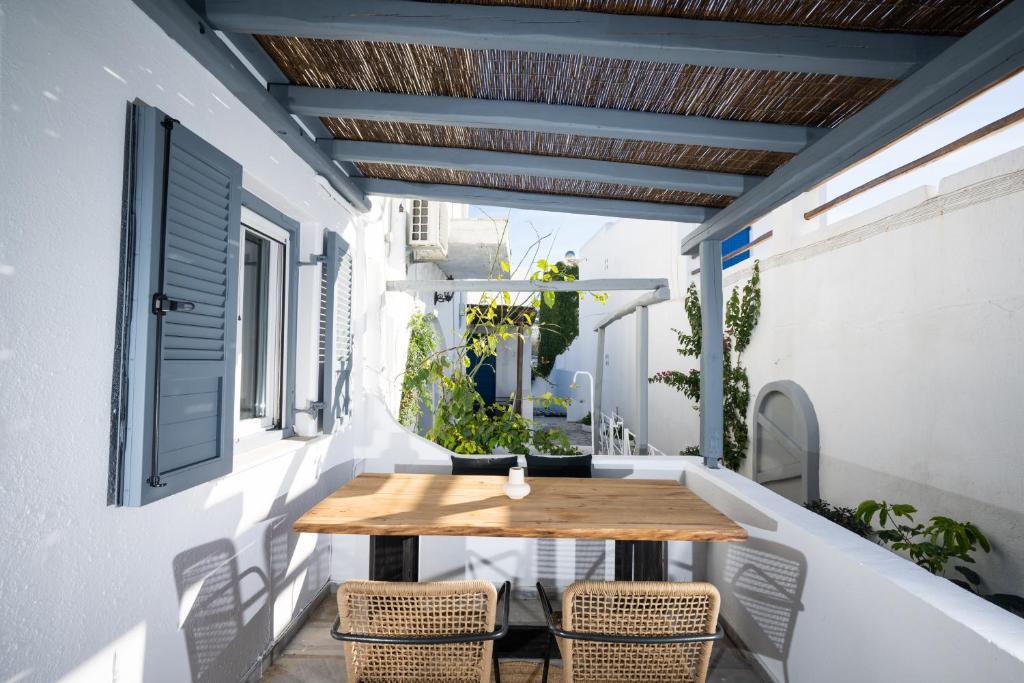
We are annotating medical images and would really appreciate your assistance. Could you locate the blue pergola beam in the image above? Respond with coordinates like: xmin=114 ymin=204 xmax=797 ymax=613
xmin=680 ymin=0 xmax=1024 ymax=255
xmin=204 ymin=0 xmax=953 ymax=80
xmin=129 ymin=0 xmax=369 ymax=212
xmin=323 ymin=140 xmax=761 ymax=196
xmin=356 ymin=178 xmax=720 ymax=223
xmin=272 ymin=86 xmax=821 ymax=154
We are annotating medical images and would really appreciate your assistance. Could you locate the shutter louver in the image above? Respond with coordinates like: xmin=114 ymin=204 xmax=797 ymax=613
xmin=321 ymin=230 xmax=353 ymax=434
xmin=118 ymin=104 xmax=242 ymax=506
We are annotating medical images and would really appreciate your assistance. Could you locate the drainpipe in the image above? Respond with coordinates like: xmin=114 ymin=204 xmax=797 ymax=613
xmin=593 ymin=327 xmax=605 ymax=449
xmin=698 ymin=240 xmax=724 ymax=468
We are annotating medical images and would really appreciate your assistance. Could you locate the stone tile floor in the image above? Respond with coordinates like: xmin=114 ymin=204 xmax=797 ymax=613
xmin=262 ymin=590 xmax=768 ymax=682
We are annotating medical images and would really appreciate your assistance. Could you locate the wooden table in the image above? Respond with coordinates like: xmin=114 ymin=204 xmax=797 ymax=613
xmin=294 ymin=473 xmax=747 ymax=581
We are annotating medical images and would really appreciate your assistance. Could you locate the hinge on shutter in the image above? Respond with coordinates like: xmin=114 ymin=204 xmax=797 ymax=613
xmin=160 ymin=116 xmax=180 ymax=131
xmin=147 ymin=474 xmax=168 ymax=488
xmin=152 ymin=293 xmax=196 ymax=316
xmin=302 ymin=401 xmax=325 ymax=416
xmin=298 ymin=254 xmax=326 ymax=266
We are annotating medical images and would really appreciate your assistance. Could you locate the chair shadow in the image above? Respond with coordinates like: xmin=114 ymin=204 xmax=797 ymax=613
xmin=172 ymin=459 xmax=355 ymax=681
xmin=173 ymin=539 xmax=270 ymax=682
xmin=718 ymin=537 xmax=807 ymax=682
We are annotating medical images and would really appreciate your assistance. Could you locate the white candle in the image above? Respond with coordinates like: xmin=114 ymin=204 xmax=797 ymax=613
xmin=508 ymin=467 xmax=525 ymax=485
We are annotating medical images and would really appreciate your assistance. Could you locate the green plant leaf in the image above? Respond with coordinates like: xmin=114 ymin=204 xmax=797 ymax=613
xmin=954 ymin=565 xmax=982 ymax=585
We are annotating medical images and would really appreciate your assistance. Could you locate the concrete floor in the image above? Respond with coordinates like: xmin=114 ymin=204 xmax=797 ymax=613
xmin=262 ymin=590 xmax=768 ymax=682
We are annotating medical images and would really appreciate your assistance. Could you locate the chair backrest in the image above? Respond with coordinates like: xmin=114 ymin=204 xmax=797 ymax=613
xmin=338 ymin=580 xmax=498 ymax=683
xmin=560 ymin=581 xmax=721 ymax=683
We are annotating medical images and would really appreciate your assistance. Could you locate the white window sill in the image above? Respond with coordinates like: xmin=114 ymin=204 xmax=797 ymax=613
xmin=232 ymin=434 xmax=328 ymax=473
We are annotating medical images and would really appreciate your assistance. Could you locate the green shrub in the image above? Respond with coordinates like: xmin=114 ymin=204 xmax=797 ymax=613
xmin=804 ymin=499 xmax=872 ymax=538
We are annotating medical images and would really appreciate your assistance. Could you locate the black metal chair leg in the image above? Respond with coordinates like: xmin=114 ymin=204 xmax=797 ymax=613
xmin=493 ymin=647 xmax=501 ymax=683
xmin=542 ymin=631 xmax=553 ymax=683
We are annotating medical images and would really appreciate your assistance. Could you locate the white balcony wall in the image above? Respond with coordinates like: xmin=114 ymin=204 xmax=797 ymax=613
xmin=327 ymin=436 xmax=1024 ymax=681
xmin=556 ymin=145 xmax=1024 ymax=595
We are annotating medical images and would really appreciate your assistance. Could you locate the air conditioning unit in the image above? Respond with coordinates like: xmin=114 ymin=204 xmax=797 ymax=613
xmin=407 ymin=199 xmax=449 ymax=260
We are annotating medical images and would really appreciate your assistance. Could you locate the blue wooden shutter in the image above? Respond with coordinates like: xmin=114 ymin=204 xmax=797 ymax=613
xmin=722 ymin=227 xmax=752 ymax=269
xmin=321 ymin=231 xmax=353 ymax=434
xmin=118 ymin=103 xmax=241 ymax=506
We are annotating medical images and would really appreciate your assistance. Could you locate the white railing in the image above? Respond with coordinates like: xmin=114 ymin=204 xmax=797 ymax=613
xmin=599 ymin=412 xmax=666 ymax=455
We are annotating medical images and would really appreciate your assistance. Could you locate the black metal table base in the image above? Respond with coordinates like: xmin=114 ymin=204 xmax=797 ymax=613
xmin=369 ymin=535 xmax=419 ymax=581
xmin=614 ymin=540 xmax=668 ymax=581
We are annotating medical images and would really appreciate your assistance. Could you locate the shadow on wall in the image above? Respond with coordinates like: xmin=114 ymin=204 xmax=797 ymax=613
xmin=173 ymin=459 xmax=355 ymax=681
xmin=720 ymin=538 xmax=807 ymax=683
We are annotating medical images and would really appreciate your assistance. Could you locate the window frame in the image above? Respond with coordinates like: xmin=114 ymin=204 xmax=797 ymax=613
xmin=237 ymin=191 xmax=301 ymax=453
xmin=237 ymin=209 xmax=289 ymax=448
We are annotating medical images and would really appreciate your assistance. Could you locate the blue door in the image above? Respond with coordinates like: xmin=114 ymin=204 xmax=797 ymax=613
xmin=467 ymin=347 xmax=497 ymax=404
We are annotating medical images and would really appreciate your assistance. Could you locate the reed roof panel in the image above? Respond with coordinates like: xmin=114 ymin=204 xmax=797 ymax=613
xmin=258 ymin=37 xmax=897 ymax=127
xmin=420 ymin=0 xmax=1010 ymax=34
xmin=254 ymin=1 xmax=1009 ymax=210
xmin=325 ymin=118 xmax=794 ymax=176
xmin=356 ymin=162 xmax=734 ymax=206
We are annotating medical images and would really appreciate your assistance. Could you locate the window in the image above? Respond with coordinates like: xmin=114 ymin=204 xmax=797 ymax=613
xmin=236 ymin=210 xmax=289 ymax=446
xmin=111 ymin=102 xmax=305 ymax=507
xmin=410 ymin=199 xmax=429 ymax=242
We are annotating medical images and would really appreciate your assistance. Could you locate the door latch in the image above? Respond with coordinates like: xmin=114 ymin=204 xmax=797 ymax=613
xmin=152 ymin=293 xmax=196 ymax=315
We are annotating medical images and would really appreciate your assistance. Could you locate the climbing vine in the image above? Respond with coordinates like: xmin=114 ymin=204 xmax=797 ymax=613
xmin=398 ymin=312 xmax=439 ymax=429
xmin=535 ymin=261 xmax=580 ymax=378
xmin=650 ymin=261 xmax=761 ymax=470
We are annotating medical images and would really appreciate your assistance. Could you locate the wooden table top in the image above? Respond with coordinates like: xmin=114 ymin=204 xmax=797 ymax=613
xmin=293 ymin=473 xmax=748 ymax=542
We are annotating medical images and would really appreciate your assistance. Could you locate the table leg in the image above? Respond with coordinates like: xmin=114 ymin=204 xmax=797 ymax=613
xmin=369 ymin=535 xmax=419 ymax=581
xmin=614 ymin=540 xmax=667 ymax=581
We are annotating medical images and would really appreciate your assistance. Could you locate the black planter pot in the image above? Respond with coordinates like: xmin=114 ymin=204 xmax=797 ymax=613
xmin=449 ymin=454 xmax=520 ymax=476
xmin=525 ymin=453 xmax=593 ymax=478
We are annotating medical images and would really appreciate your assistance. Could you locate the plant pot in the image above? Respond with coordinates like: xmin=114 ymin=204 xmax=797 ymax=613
xmin=525 ymin=453 xmax=593 ymax=479
xmin=450 ymin=454 xmax=520 ymax=476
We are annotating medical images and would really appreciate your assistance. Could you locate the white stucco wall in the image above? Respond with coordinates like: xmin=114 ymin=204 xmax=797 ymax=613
xmin=556 ymin=147 xmax=1024 ymax=594
xmin=0 ymin=2 xmax=388 ymax=681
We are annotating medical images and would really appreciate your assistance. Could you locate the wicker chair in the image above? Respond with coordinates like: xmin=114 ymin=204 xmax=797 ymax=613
xmin=332 ymin=580 xmax=510 ymax=683
xmin=537 ymin=581 xmax=723 ymax=683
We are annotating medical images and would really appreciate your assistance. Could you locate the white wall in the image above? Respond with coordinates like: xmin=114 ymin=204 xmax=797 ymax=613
xmin=326 ymin=438 xmax=1024 ymax=682
xmin=556 ymin=146 xmax=1024 ymax=595
xmin=0 ymin=2 xmax=387 ymax=681
xmin=556 ymin=219 xmax=697 ymax=453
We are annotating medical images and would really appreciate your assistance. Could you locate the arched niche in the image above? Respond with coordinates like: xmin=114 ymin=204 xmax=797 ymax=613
xmin=751 ymin=380 xmax=819 ymax=504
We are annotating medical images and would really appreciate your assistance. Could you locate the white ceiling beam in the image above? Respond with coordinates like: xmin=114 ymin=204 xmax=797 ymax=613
xmin=387 ymin=279 xmax=669 ymax=293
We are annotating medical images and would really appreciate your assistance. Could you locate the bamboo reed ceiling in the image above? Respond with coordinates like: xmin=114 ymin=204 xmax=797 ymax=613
xmin=323 ymin=119 xmax=794 ymax=176
xmin=421 ymin=0 xmax=1009 ymax=33
xmin=255 ymin=0 xmax=1010 ymax=210
xmin=259 ymin=39 xmax=897 ymax=127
